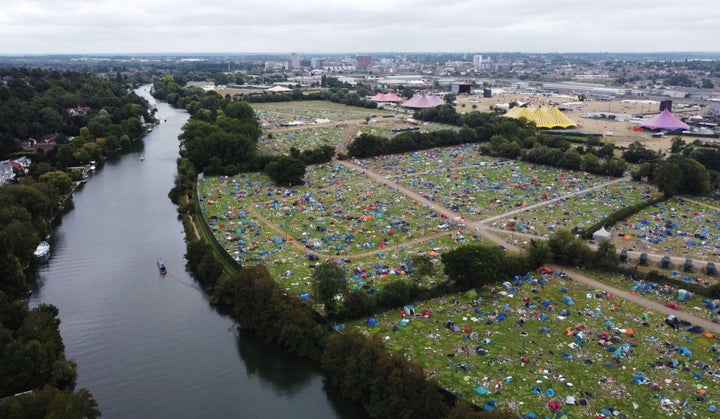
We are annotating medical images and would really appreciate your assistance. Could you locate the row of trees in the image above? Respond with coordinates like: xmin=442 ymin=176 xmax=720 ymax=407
xmin=0 ymin=68 xmax=154 ymax=166
xmin=0 ymin=171 xmax=74 ymax=298
xmin=0 ymin=293 xmax=99 ymax=416
xmin=629 ymin=138 xmax=720 ymax=197
xmin=212 ymin=263 xmax=508 ymax=418
xmin=160 ymin=82 xmax=514 ymax=416
xmin=412 ymin=104 xmax=720 ymax=195
xmin=0 ymin=68 xmax=160 ymax=416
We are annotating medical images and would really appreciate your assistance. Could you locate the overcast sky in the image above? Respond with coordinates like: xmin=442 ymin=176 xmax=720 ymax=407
xmin=1 ymin=0 xmax=718 ymax=55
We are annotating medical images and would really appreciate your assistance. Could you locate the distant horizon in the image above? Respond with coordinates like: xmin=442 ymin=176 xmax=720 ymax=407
xmin=1 ymin=51 xmax=720 ymax=58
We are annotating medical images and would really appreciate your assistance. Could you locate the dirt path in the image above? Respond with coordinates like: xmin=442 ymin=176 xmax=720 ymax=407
xmin=479 ymin=176 xmax=631 ymax=225
xmin=334 ymin=156 xmax=720 ymax=332
xmin=247 ymin=122 xmax=719 ymax=330
xmin=678 ymin=195 xmax=720 ymax=212
xmin=335 ymin=121 xmax=361 ymax=158
xmin=544 ymin=263 xmax=720 ymax=333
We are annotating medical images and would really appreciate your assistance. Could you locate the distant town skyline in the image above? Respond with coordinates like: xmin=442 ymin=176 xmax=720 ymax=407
xmin=1 ymin=0 xmax=718 ymax=55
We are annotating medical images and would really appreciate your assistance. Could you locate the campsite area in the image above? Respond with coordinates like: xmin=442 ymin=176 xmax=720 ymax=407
xmin=455 ymin=94 xmax=712 ymax=153
xmin=197 ymin=99 xmax=720 ymax=417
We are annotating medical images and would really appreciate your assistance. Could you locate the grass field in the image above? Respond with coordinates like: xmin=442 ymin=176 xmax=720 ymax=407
xmin=351 ymin=271 xmax=720 ymax=417
xmin=197 ymin=100 xmax=720 ymax=416
xmin=253 ymin=101 xmax=392 ymax=126
xmin=608 ymin=197 xmax=720 ymax=264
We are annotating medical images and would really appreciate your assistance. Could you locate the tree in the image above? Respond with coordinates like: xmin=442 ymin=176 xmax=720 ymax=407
xmin=311 ymin=262 xmax=347 ymax=316
xmin=441 ymin=244 xmax=523 ymax=288
xmin=622 ymin=141 xmax=658 ymax=163
xmin=346 ymin=133 xmax=386 ymax=158
xmin=39 ymin=171 xmax=73 ymax=196
xmin=525 ymin=239 xmax=552 ymax=268
xmin=409 ymin=254 xmax=435 ymax=279
xmin=265 ymin=156 xmax=306 ymax=186
xmin=547 ymin=228 xmax=592 ymax=267
xmin=670 ymin=137 xmax=686 ymax=154
xmin=0 ymin=386 xmax=99 ymax=419
xmin=593 ymin=240 xmax=619 ymax=270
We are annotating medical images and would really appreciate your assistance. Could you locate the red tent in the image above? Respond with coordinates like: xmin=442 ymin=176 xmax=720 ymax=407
xmin=369 ymin=92 xmax=402 ymax=103
xmin=639 ymin=109 xmax=689 ymax=131
xmin=548 ymin=401 xmax=562 ymax=410
xmin=665 ymin=301 xmax=682 ymax=311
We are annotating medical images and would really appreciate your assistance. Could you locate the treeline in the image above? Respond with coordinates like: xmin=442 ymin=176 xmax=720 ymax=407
xmin=346 ymin=105 xmax=627 ymax=177
xmin=0 ymin=172 xmax=74 ymax=298
xmin=538 ymin=227 xmax=720 ymax=299
xmin=0 ymin=68 xmax=154 ymax=167
xmin=626 ymin=138 xmax=720 ymax=197
xmin=155 ymin=80 xmax=338 ymax=181
xmin=151 ymin=75 xmax=377 ymax=113
xmin=212 ymin=263 xmax=510 ymax=418
xmin=420 ymin=105 xmax=720 ymax=194
xmin=582 ymin=197 xmax=664 ymax=240
xmin=0 ymin=295 xmax=99 ymax=417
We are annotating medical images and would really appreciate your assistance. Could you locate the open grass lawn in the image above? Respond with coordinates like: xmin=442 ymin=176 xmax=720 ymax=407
xmin=196 ymin=102 xmax=720 ymax=416
xmin=360 ymin=118 xmax=458 ymax=138
xmin=252 ymin=101 xmax=392 ymax=126
xmin=585 ymin=270 xmax=719 ymax=323
xmin=350 ymin=272 xmax=720 ymax=418
xmin=198 ymin=169 xmax=476 ymax=294
xmin=492 ymin=181 xmax=656 ymax=237
xmin=608 ymin=197 xmax=720 ymax=264
xmin=259 ymin=125 xmax=346 ymax=154
xmin=361 ymin=144 xmax=630 ymax=221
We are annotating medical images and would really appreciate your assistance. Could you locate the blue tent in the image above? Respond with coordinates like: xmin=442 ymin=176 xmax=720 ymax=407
xmin=675 ymin=346 xmax=692 ymax=355
xmin=475 ymin=386 xmax=489 ymax=395
xmin=633 ymin=372 xmax=649 ymax=384
xmin=367 ymin=318 xmax=377 ymax=327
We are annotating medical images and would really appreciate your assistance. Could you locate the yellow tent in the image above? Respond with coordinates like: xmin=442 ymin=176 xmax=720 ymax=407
xmin=503 ymin=106 xmax=577 ymax=129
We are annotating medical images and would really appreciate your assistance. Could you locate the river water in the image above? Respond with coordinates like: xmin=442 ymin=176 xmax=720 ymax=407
xmin=29 ymin=86 xmax=363 ymax=419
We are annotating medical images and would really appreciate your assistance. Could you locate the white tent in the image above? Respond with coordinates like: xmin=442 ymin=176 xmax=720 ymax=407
xmin=592 ymin=227 xmax=611 ymax=241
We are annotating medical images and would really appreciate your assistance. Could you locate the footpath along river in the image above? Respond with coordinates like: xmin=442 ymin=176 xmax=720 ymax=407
xmin=29 ymin=85 xmax=365 ymax=418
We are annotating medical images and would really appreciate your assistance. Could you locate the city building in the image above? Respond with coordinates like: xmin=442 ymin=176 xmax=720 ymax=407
xmin=356 ymin=55 xmax=372 ymax=70
xmin=473 ymin=55 xmax=483 ymax=71
xmin=290 ymin=53 xmax=301 ymax=69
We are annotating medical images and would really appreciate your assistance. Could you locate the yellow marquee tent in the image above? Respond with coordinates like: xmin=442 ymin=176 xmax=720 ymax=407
xmin=504 ymin=106 xmax=577 ymax=129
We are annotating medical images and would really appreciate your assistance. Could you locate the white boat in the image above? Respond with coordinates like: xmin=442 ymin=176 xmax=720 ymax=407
xmin=34 ymin=241 xmax=50 ymax=258
xmin=157 ymin=257 xmax=167 ymax=274
xmin=140 ymin=155 xmax=145 ymax=161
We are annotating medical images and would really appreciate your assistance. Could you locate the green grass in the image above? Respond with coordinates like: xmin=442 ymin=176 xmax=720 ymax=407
xmin=252 ymin=101 xmax=392 ymax=124
xmin=607 ymin=197 xmax=720 ymax=264
xmin=349 ymin=272 xmax=720 ymax=417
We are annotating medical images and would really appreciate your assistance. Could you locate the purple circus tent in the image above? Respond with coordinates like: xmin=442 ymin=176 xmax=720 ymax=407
xmin=402 ymin=93 xmax=445 ymax=109
xmin=639 ymin=109 xmax=689 ymax=131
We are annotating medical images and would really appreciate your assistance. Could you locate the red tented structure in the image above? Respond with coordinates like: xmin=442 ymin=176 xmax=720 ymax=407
xmin=639 ymin=109 xmax=689 ymax=131
xmin=401 ymin=93 xmax=445 ymax=109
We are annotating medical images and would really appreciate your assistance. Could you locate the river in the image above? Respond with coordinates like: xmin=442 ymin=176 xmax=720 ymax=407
xmin=29 ymin=85 xmax=364 ymax=419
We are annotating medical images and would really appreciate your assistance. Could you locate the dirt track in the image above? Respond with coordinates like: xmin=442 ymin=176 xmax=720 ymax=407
xmin=327 ymin=127 xmax=720 ymax=333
